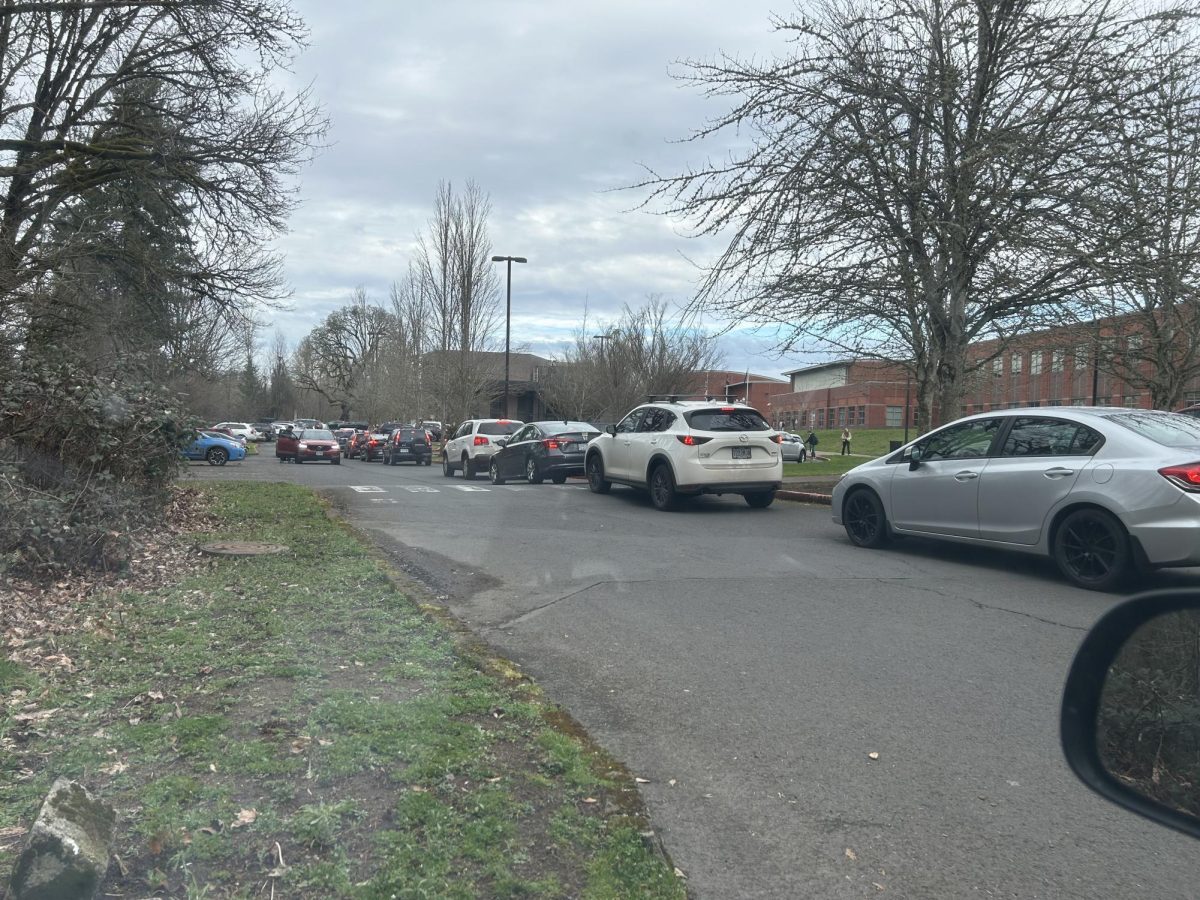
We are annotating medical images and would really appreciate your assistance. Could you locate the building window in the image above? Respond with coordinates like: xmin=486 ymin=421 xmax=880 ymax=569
xmin=1072 ymin=398 xmax=1085 ymax=406
xmin=858 ymin=405 xmax=866 ymax=425
xmin=1011 ymin=353 xmax=1023 ymax=374
xmin=1127 ymin=334 xmax=1143 ymax=353
xmin=1048 ymin=398 xmax=1060 ymax=406
xmin=1030 ymin=352 xmax=1043 ymax=375
xmin=817 ymin=408 xmax=825 ymax=427
xmin=1124 ymin=395 xmax=1136 ymax=407
xmin=886 ymin=406 xmax=902 ymax=427
xmin=992 ymin=357 xmax=1003 ymax=375
xmin=1051 ymin=351 xmax=1064 ymax=372
xmin=837 ymin=407 xmax=847 ymax=426
xmin=1075 ymin=345 xmax=1090 ymax=369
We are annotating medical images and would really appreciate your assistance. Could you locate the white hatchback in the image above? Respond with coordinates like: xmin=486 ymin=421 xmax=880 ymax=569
xmin=584 ymin=400 xmax=784 ymax=510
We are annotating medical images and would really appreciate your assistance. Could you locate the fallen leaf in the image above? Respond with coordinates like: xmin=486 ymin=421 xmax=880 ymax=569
xmin=873 ymin=883 xmax=886 ymax=891
xmin=410 ymin=786 xmax=428 ymax=793
xmin=668 ymin=779 xmax=677 ymax=786
xmin=845 ymin=848 xmax=858 ymax=861
xmin=583 ymin=797 xmax=598 ymax=804
xmin=230 ymin=809 xmax=257 ymax=829
xmin=867 ymin=752 xmax=880 ymax=760
xmin=147 ymin=691 xmax=164 ymax=701
xmin=100 ymin=761 xmax=128 ymax=776
xmin=674 ymin=867 xmax=686 ymax=878
xmin=635 ymin=777 xmax=650 ymax=784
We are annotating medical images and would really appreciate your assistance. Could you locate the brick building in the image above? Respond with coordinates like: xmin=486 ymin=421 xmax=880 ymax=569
xmin=766 ymin=318 xmax=1200 ymax=431
xmin=689 ymin=370 xmax=791 ymax=413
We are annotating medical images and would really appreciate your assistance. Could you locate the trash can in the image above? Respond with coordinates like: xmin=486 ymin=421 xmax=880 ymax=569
xmin=889 ymin=440 xmax=903 ymax=452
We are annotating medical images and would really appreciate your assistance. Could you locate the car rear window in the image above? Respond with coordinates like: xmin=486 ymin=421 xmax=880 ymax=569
xmin=1105 ymin=411 xmax=1200 ymax=448
xmin=684 ymin=408 xmax=771 ymax=432
xmin=543 ymin=422 xmax=599 ymax=437
xmin=397 ymin=428 xmax=426 ymax=440
xmin=479 ymin=421 xmax=523 ymax=436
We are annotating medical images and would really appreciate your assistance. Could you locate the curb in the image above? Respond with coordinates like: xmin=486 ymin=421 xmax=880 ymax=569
xmin=778 ymin=489 xmax=833 ymax=505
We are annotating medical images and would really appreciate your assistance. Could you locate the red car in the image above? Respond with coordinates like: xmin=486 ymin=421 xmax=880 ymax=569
xmin=358 ymin=431 xmax=391 ymax=462
xmin=346 ymin=430 xmax=369 ymax=459
xmin=276 ymin=427 xmax=341 ymax=464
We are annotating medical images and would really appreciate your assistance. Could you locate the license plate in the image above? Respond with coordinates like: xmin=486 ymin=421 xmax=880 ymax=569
xmin=316 ymin=451 xmax=325 ymax=456
xmin=399 ymin=448 xmax=409 ymax=453
xmin=732 ymin=447 xmax=751 ymax=460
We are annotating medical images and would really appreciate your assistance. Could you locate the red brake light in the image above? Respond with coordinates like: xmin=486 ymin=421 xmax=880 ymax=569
xmin=721 ymin=406 xmax=735 ymax=412
xmin=474 ymin=435 xmax=489 ymax=446
xmin=542 ymin=439 xmax=560 ymax=450
xmin=1160 ymin=462 xmax=1200 ymax=492
xmin=676 ymin=435 xmax=713 ymax=446
xmin=368 ymin=439 xmax=378 ymax=446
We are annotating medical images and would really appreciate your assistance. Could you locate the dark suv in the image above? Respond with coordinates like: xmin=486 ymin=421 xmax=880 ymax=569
xmin=382 ymin=426 xmax=433 ymax=466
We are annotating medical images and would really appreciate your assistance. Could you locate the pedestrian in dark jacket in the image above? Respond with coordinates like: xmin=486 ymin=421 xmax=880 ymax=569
xmin=806 ymin=429 xmax=819 ymax=461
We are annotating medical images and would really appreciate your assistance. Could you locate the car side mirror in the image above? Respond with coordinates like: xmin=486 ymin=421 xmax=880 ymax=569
xmin=1061 ymin=589 xmax=1200 ymax=841
xmin=606 ymin=424 xmax=617 ymax=436
xmin=908 ymin=447 xmax=923 ymax=470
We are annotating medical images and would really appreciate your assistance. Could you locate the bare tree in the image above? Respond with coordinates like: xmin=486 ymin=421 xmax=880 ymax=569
xmin=637 ymin=0 xmax=1191 ymax=428
xmin=0 ymin=0 xmax=325 ymax=359
xmin=542 ymin=296 xmax=722 ymax=422
xmin=292 ymin=288 xmax=396 ymax=421
xmin=1082 ymin=26 xmax=1200 ymax=409
xmin=410 ymin=180 xmax=502 ymax=423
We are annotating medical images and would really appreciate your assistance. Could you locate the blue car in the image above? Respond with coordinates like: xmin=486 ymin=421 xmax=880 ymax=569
xmin=183 ymin=430 xmax=247 ymax=466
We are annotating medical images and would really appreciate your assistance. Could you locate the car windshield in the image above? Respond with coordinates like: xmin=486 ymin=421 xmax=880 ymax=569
xmin=300 ymin=429 xmax=335 ymax=440
xmin=1106 ymin=411 xmax=1200 ymax=448
xmin=685 ymin=408 xmax=771 ymax=431
xmin=479 ymin=422 xmax=523 ymax=436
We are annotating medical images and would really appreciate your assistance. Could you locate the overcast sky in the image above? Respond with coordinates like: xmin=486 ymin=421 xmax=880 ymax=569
xmin=270 ymin=1 xmax=818 ymax=379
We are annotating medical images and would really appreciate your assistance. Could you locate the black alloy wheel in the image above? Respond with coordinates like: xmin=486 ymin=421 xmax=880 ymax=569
xmin=206 ymin=447 xmax=228 ymax=466
xmin=1053 ymin=508 xmax=1131 ymax=591
xmin=526 ymin=457 xmax=543 ymax=485
xmin=586 ymin=454 xmax=611 ymax=494
xmin=490 ymin=460 xmax=505 ymax=485
xmin=649 ymin=464 xmax=677 ymax=511
xmin=843 ymin=489 xmax=888 ymax=548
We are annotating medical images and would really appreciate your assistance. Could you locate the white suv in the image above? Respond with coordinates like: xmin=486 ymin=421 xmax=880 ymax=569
xmin=585 ymin=401 xmax=784 ymax=510
xmin=442 ymin=418 xmax=524 ymax=479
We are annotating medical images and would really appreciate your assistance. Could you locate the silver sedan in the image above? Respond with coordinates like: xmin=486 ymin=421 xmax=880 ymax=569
xmin=831 ymin=408 xmax=1200 ymax=590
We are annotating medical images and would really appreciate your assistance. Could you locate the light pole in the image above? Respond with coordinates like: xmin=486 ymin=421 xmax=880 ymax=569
xmin=491 ymin=255 xmax=527 ymax=417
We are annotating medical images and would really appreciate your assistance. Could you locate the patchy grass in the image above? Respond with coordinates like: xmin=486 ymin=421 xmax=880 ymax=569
xmin=1 ymin=482 xmax=684 ymax=899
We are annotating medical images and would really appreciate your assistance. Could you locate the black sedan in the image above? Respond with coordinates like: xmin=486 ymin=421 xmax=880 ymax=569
xmin=488 ymin=421 xmax=601 ymax=485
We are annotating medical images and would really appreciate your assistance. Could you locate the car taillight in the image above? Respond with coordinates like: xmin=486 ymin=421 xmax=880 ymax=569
xmin=368 ymin=439 xmax=378 ymax=446
xmin=768 ymin=433 xmax=783 ymax=444
xmin=474 ymin=435 xmax=489 ymax=446
xmin=542 ymin=439 xmax=559 ymax=450
xmin=1160 ymin=462 xmax=1200 ymax=492
xmin=676 ymin=435 xmax=713 ymax=446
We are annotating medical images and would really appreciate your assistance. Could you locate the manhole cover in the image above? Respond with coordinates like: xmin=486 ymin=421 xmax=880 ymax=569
xmin=200 ymin=541 xmax=289 ymax=557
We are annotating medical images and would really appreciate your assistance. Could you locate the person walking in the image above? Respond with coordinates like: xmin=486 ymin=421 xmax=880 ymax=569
xmin=805 ymin=429 xmax=819 ymax=461
xmin=841 ymin=427 xmax=852 ymax=455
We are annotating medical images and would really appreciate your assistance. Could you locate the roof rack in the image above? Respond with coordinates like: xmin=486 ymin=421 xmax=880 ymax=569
xmin=644 ymin=393 xmax=722 ymax=403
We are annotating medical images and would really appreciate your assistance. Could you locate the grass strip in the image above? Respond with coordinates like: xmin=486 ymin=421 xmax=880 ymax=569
xmin=1 ymin=482 xmax=685 ymax=899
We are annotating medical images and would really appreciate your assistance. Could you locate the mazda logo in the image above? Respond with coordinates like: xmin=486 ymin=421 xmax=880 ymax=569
xmin=739 ymin=434 xmax=749 ymax=443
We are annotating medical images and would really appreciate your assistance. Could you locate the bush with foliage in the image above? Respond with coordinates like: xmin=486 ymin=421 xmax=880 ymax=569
xmin=0 ymin=355 xmax=194 ymax=574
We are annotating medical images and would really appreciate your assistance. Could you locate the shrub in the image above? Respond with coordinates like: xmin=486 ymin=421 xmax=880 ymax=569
xmin=0 ymin=355 xmax=193 ymax=574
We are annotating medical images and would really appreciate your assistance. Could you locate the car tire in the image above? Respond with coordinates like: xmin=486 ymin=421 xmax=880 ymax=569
xmin=331 ymin=457 xmax=340 ymax=465
xmin=442 ymin=454 xmax=454 ymax=477
xmin=424 ymin=457 xmax=432 ymax=466
xmin=1053 ymin=507 xmax=1132 ymax=591
xmin=295 ymin=456 xmax=303 ymax=464
xmin=490 ymin=460 xmax=505 ymax=485
xmin=463 ymin=455 xmax=475 ymax=479
xmin=745 ymin=490 xmax=775 ymax=509
xmin=551 ymin=474 xmax=567 ymax=485
xmin=586 ymin=454 xmax=611 ymax=494
xmin=648 ymin=463 xmax=677 ymax=511
xmin=842 ymin=489 xmax=889 ymax=548
xmin=206 ymin=447 xmax=228 ymax=466
xmin=526 ymin=458 xmax=543 ymax=485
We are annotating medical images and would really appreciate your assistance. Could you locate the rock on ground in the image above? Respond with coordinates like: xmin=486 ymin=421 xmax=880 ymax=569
xmin=7 ymin=778 xmax=115 ymax=900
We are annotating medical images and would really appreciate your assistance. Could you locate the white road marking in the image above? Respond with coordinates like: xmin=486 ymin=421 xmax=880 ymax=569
xmin=453 ymin=485 xmax=491 ymax=492
xmin=404 ymin=486 xmax=439 ymax=493
xmin=350 ymin=485 xmax=386 ymax=493
xmin=369 ymin=498 xmax=400 ymax=504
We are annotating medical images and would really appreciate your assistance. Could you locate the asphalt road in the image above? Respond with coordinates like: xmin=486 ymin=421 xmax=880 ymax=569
xmin=188 ymin=452 xmax=1200 ymax=899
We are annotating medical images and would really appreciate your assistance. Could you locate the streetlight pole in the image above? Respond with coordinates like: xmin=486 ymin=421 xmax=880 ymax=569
xmin=491 ymin=255 xmax=527 ymax=418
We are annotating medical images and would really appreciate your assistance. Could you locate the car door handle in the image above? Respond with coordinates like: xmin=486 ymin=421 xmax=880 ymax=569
xmin=954 ymin=471 xmax=979 ymax=481
xmin=1043 ymin=467 xmax=1075 ymax=479
xmin=622 ymin=439 xmax=632 ymax=446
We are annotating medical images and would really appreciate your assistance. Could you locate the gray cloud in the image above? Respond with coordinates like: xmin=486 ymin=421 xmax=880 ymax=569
xmin=265 ymin=0 xmax=824 ymax=377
